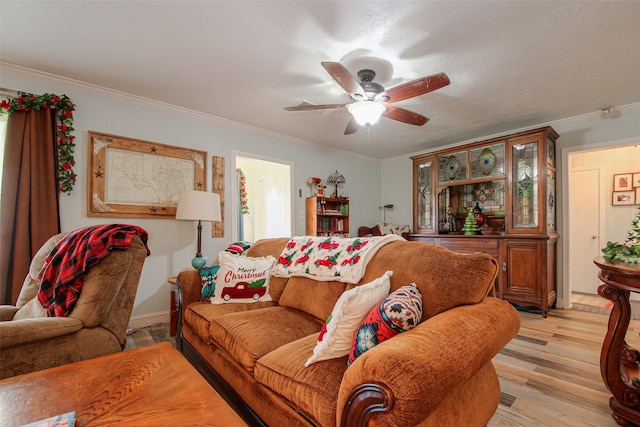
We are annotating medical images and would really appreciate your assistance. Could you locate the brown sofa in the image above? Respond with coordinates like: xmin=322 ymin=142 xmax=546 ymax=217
xmin=0 ymin=231 xmax=147 ymax=379
xmin=177 ymin=237 xmax=520 ymax=427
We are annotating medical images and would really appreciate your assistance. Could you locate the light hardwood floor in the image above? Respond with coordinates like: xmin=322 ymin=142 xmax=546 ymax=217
xmin=127 ymin=302 xmax=638 ymax=426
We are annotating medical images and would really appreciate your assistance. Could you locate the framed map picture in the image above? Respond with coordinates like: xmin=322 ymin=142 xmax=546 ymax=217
xmin=87 ymin=131 xmax=206 ymax=218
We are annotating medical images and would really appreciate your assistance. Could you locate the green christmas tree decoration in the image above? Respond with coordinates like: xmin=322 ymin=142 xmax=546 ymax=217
xmin=462 ymin=211 xmax=480 ymax=236
xmin=602 ymin=202 xmax=640 ymax=263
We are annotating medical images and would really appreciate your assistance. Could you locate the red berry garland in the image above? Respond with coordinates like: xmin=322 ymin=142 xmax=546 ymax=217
xmin=0 ymin=93 xmax=76 ymax=194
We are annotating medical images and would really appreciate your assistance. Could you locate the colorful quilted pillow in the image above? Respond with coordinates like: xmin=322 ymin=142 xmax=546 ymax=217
xmin=210 ymin=251 xmax=275 ymax=304
xmin=347 ymin=283 xmax=422 ymax=365
xmin=199 ymin=265 xmax=220 ymax=301
xmin=304 ymin=271 xmax=392 ymax=367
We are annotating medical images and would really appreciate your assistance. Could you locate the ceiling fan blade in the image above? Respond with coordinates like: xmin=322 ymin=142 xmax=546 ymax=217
xmin=284 ymin=103 xmax=346 ymax=111
xmin=321 ymin=62 xmax=367 ymax=100
xmin=344 ymin=117 xmax=360 ymax=135
xmin=378 ymin=73 xmax=450 ymax=103
xmin=383 ymin=104 xmax=429 ymax=126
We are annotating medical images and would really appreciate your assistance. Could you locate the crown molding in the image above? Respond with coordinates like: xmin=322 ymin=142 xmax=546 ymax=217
xmin=385 ymin=101 xmax=640 ymax=163
xmin=0 ymin=61 xmax=379 ymax=162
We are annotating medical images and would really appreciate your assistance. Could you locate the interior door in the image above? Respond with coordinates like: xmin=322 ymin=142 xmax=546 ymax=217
xmin=569 ymin=168 xmax=600 ymax=294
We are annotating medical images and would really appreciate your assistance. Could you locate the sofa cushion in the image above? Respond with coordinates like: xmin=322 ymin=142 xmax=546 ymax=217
xmin=278 ymin=276 xmax=346 ymax=321
xmin=15 ymin=233 xmax=66 ymax=309
xmin=255 ymin=334 xmax=347 ymax=427
xmin=348 ymin=283 xmax=422 ymax=365
xmin=305 ymin=271 xmax=392 ymax=367
xmin=355 ymin=240 xmax=499 ymax=320
xmin=184 ymin=301 xmax=276 ymax=343
xmin=376 ymin=221 xmax=410 ymax=236
xmin=211 ymin=251 xmax=275 ymax=304
xmin=209 ymin=306 xmax=323 ymax=373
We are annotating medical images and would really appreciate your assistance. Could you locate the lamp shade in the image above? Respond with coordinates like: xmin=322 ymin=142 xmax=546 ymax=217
xmin=175 ymin=190 xmax=221 ymax=221
xmin=347 ymin=100 xmax=385 ymax=126
xmin=326 ymin=170 xmax=346 ymax=186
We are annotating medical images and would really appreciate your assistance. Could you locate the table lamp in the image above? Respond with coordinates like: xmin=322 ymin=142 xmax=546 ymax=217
xmin=175 ymin=190 xmax=222 ymax=269
xmin=326 ymin=170 xmax=346 ymax=198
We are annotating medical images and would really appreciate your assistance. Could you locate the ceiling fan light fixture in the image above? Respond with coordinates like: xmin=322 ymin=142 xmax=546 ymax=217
xmin=347 ymin=100 xmax=385 ymax=126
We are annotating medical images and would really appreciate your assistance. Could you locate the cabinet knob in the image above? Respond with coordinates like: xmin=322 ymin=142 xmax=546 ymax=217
xmin=591 ymin=235 xmax=597 ymax=239
xmin=502 ymin=262 xmax=507 ymax=272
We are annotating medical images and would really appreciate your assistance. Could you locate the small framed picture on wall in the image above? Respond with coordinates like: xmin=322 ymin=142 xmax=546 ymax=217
xmin=613 ymin=191 xmax=635 ymax=206
xmin=633 ymin=173 xmax=640 ymax=188
xmin=614 ymin=173 xmax=633 ymax=191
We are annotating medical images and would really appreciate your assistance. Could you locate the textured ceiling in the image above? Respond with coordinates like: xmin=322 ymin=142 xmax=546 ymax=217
xmin=1 ymin=1 xmax=639 ymax=159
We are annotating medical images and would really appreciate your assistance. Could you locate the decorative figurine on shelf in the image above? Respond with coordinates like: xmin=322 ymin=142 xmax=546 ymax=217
xmin=473 ymin=202 xmax=487 ymax=228
xmin=462 ymin=211 xmax=480 ymax=235
xmin=307 ymin=177 xmax=322 ymax=196
xmin=447 ymin=207 xmax=457 ymax=232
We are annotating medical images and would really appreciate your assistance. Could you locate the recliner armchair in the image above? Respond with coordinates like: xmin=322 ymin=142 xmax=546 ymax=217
xmin=0 ymin=230 xmax=147 ymax=379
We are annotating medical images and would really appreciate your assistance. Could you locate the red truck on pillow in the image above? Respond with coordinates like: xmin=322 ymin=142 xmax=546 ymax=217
xmin=222 ymin=281 xmax=267 ymax=301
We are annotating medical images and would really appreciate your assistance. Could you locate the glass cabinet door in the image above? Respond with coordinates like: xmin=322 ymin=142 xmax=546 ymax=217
xmin=511 ymin=141 xmax=539 ymax=229
xmin=414 ymin=158 xmax=434 ymax=233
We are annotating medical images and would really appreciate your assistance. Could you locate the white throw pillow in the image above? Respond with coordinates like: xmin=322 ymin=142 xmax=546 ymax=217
xmin=211 ymin=251 xmax=275 ymax=304
xmin=304 ymin=271 xmax=392 ymax=366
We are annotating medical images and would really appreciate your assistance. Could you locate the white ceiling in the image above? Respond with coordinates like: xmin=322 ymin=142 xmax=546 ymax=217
xmin=2 ymin=1 xmax=639 ymax=159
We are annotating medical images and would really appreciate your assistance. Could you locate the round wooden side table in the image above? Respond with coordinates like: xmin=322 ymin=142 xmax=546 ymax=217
xmin=594 ymin=256 xmax=640 ymax=426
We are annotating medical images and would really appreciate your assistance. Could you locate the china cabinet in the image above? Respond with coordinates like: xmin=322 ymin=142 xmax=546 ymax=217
xmin=409 ymin=127 xmax=558 ymax=316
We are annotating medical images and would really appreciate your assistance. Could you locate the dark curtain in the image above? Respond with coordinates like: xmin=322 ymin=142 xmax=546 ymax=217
xmin=0 ymin=109 xmax=61 ymax=305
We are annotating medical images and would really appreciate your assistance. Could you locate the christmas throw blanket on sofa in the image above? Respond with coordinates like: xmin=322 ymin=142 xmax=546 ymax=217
xmin=272 ymin=235 xmax=403 ymax=284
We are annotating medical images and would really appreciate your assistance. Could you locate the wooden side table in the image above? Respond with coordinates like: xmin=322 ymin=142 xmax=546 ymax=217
xmin=594 ymin=256 xmax=640 ymax=426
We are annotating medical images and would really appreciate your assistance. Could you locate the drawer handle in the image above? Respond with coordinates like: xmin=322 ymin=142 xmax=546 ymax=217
xmin=502 ymin=262 xmax=507 ymax=272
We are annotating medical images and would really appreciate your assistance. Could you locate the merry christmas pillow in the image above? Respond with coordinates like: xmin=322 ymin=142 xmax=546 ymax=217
xmin=211 ymin=251 xmax=275 ymax=304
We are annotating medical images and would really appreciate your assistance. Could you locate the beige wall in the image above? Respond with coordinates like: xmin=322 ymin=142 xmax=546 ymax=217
xmin=570 ymin=145 xmax=640 ymax=244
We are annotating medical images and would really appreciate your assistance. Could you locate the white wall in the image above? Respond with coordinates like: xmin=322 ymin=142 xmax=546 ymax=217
xmin=1 ymin=65 xmax=382 ymax=326
xmin=382 ymin=103 xmax=640 ymax=308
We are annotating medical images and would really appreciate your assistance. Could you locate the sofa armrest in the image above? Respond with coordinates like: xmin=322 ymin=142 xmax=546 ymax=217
xmin=337 ymin=297 xmax=520 ymax=427
xmin=0 ymin=317 xmax=84 ymax=348
xmin=175 ymin=269 xmax=202 ymax=351
xmin=176 ymin=269 xmax=202 ymax=309
xmin=0 ymin=306 xmax=19 ymax=321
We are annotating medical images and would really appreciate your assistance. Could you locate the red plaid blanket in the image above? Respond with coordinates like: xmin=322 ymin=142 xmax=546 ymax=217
xmin=37 ymin=224 xmax=150 ymax=317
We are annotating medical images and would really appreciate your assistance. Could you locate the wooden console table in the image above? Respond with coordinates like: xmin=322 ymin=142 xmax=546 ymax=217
xmin=594 ymin=256 xmax=640 ymax=426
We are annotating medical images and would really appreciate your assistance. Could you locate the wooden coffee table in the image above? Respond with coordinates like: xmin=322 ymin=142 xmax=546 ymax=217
xmin=0 ymin=342 xmax=247 ymax=426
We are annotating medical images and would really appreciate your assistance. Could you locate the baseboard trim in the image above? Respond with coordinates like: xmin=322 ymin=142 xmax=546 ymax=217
xmin=128 ymin=310 xmax=170 ymax=330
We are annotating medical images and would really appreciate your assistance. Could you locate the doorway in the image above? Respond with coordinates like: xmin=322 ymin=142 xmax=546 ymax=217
xmin=234 ymin=154 xmax=293 ymax=242
xmin=565 ymin=141 xmax=640 ymax=308
xmin=568 ymin=168 xmax=601 ymax=294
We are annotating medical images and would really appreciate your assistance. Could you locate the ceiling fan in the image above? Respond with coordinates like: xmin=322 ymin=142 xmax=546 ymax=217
xmin=284 ymin=62 xmax=450 ymax=135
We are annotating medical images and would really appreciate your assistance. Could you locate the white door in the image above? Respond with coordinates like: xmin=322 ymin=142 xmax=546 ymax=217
xmin=569 ymin=168 xmax=601 ymax=294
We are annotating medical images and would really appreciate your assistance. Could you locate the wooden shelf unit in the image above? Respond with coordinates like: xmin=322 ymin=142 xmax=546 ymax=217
xmin=409 ymin=126 xmax=558 ymax=316
xmin=306 ymin=196 xmax=349 ymax=237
